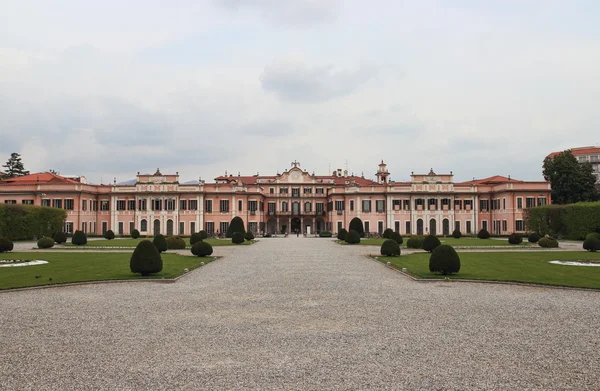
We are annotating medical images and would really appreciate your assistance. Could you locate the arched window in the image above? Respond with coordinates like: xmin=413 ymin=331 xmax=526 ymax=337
xmin=141 ymin=219 xmax=147 ymax=232
xmin=304 ymin=202 xmax=311 ymax=212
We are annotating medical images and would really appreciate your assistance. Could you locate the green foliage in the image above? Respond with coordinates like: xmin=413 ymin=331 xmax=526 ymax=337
xmin=199 ymin=230 xmax=208 ymax=239
xmin=349 ymin=217 xmax=365 ymax=237
xmin=130 ymin=240 xmax=163 ymax=276
xmin=337 ymin=228 xmax=347 ymax=241
xmin=153 ymin=234 xmax=168 ymax=252
xmin=428 ymin=244 xmax=461 ymax=275
xmin=528 ymin=232 xmax=540 ymax=243
xmin=191 ymin=241 xmax=213 ymax=257
xmin=583 ymin=237 xmax=600 ymax=252
xmin=390 ymin=232 xmax=403 ymax=245
xmin=71 ymin=230 xmax=87 ymax=245
xmin=452 ymin=229 xmax=461 ymax=239
xmin=345 ymin=230 xmax=361 ymax=244
xmin=538 ymin=237 xmax=559 ymax=248
xmin=190 ymin=232 xmax=204 ymax=245
xmin=53 ymin=231 xmax=67 ymax=244
xmin=319 ymin=231 xmax=332 ymax=237
xmin=543 ymin=150 xmax=598 ymax=204
xmin=380 ymin=239 xmax=400 ymax=256
xmin=0 ymin=204 xmax=66 ymax=240
xmin=382 ymin=228 xmax=394 ymax=239
xmin=422 ymin=235 xmax=441 ymax=252
xmin=131 ymin=229 xmax=140 ymax=239
xmin=477 ymin=229 xmax=491 ymax=239
xmin=2 ymin=152 xmax=29 ymax=177
xmin=166 ymin=236 xmax=186 ymax=249
xmin=232 ymin=232 xmax=245 ymax=244
xmin=0 ymin=237 xmax=14 ymax=252
xmin=406 ymin=236 xmax=424 ymax=249
xmin=508 ymin=233 xmax=523 ymax=245
xmin=525 ymin=202 xmax=600 ymax=239
xmin=245 ymin=231 xmax=255 ymax=241
xmin=586 ymin=233 xmax=600 ymax=241
xmin=104 ymin=230 xmax=115 ymax=240
xmin=226 ymin=217 xmax=246 ymax=238
xmin=37 ymin=237 xmax=54 ymax=249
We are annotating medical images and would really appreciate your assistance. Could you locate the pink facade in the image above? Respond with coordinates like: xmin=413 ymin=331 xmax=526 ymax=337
xmin=0 ymin=163 xmax=551 ymax=236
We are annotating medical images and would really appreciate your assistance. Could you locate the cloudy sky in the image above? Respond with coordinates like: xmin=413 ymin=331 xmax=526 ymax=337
xmin=1 ymin=0 xmax=599 ymax=184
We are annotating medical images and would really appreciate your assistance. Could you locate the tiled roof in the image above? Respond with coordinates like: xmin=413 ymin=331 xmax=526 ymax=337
xmin=0 ymin=172 xmax=79 ymax=185
xmin=546 ymin=147 xmax=600 ymax=159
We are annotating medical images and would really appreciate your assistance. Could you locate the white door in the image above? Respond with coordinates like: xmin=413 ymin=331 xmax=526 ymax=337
xmin=306 ymin=226 xmax=311 ymax=235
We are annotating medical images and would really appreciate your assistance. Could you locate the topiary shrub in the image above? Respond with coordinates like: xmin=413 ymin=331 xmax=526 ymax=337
xmin=245 ymin=231 xmax=255 ymax=241
xmin=191 ymin=241 xmax=213 ymax=257
xmin=37 ymin=237 xmax=54 ymax=249
xmin=452 ymin=229 xmax=461 ymax=239
xmin=232 ymin=232 xmax=245 ymax=244
xmin=528 ymin=232 xmax=540 ymax=243
xmin=199 ymin=230 xmax=208 ymax=239
xmin=538 ymin=237 xmax=559 ymax=248
xmin=131 ymin=229 xmax=140 ymax=239
xmin=153 ymin=234 xmax=168 ymax=252
xmin=583 ymin=237 xmax=600 ymax=252
xmin=130 ymin=240 xmax=163 ymax=276
xmin=422 ymin=235 xmax=441 ymax=252
xmin=380 ymin=239 xmax=400 ymax=256
xmin=349 ymin=217 xmax=365 ymax=238
xmin=345 ymin=230 xmax=360 ymax=244
xmin=337 ymin=228 xmax=348 ymax=241
xmin=406 ymin=236 xmax=424 ymax=249
xmin=71 ymin=230 xmax=87 ymax=245
xmin=390 ymin=232 xmax=403 ymax=245
xmin=166 ymin=236 xmax=186 ymax=249
xmin=190 ymin=232 xmax=204 ymax=245
xmin=0 ymin=237 xmax=14 ymax=252
xmin=382 ymin=228 xmax=394 ymax=239
xmin=319 ymin=231 xmax=332 ymax=237
xmin=104 ymin=230 xmax=115 ymax=240
xmin=429 ymin=244 xmax=461 ymax=275
xmin=53 ymin=231 xmax=67 ymax=244
xmin=508 ymin=233 xmax=523 ymax=245
xmin=585 ymin=232 xmax=600 ymax=241
xmin=226 ymin=217 xmax=246 ymax=238
xmin=477 ymin=229 xmax=491 ymax=239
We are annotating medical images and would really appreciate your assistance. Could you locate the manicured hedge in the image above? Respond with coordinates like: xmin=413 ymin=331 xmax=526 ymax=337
xmin=0 ymin=238 xmax=14 ymax=252
xmin=199 ymin=230 xmax=208 ymax=239
xmin=429 ymin=245 xmax=461 ymax=275
xmin=166 ymin=236 xmax=186 ymax=249
xmin=337 ymin=228 xmax=347 ymax=241
xmin=452 ymin=229 xmax=462 ymax=239
xmin=477 ymin=229 xmax=491 ymax=239
xmin=191 ymin=241 xmax=213 ymax=257
xmin=390 ymin=232 xmax=403 ymax=245
xmin=130 ymin=240 xmax=163 ymax=276
xmin=508 ymin=233 xmax=523 ymax=245
xmin=422 ymin=235 xmax=441 ymax=252
xmin=380 ymin=239 xmax=400 ymax=256
xmin=0 ymin=204 xmax=66 ymax=240
xmin=525 ymin=202 xmax=600 ymax=240
xmin=232 ymin=232 xmax=245 ymax=244
xmin=583 ymin=237 xmax=600 ymax=252
xmin=349 ymin=217 xmax=365 ymax=238
xmin=153 ymin=234 xmax=168 ymax=252
xmin=245 ymin=231 xmax=255 ymax=241
xmin=131 ymin=229 xmax=140 ymax=239
xmin=37 ymin=237 xmax=54 ymax=249
xmin=104 ymin=230 xmax=115 ymax=240
xmin=226 ymin=217 xmax=246 ymax=238
xmin=382 ymin=228 xmax=394 ymax=239
xmin=319 ymin=231 xmax=332 ymax=237
xmin=190 ymin=232 xmax=204 ymax=245
xmin=71 ymin=230 xmax=88 ymax=245
xmin=528 ymin=232 xmax=540 ymax=243
xmin=53 ymin=231 xmax=67 ymax=244
xmin=345 ymin=230 xmax=360 ymax=244
xmin=406 ymin=236 xmax=424 ymax=249
xmin=538 ymin=237 xmax=559 ymax=248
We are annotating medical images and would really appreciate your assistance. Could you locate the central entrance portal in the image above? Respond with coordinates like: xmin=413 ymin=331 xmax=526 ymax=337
xmin=291 ymin=217 xmax=301 ymax=233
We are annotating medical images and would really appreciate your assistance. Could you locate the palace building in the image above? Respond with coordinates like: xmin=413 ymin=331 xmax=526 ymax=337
xmin=0 ymin=161 xmax=551 ymax=236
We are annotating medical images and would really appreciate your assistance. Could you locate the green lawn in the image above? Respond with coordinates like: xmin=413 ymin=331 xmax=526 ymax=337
xmin=340 ymin=237 xmax=531 ymax=247
xmin=0 ymin=252 xmax=214 ymax=290
xmin=378 ymin=251 xmax=600 ymax=289
xmin=64 ymin=238 xmax=253 ymax=247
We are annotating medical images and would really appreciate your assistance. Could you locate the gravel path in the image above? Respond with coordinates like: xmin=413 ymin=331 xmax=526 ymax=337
xmin=1 ymin=237 xmax=599 ymax=390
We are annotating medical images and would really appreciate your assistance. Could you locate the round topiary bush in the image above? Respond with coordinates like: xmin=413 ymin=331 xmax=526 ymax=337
xmin=382 ymin=228 xmax=394 ymax=239
xmin=452 ymin=229 xmax=461 ymax=239
xmin=190 ymin=232 xmax=204 ymax=245
xmin=104 ymin=230 xmax=115 ymax=240
xmin=406 ymin=236 xmax=424 ymax=249
xmin=130 ymin=240 xmax=163 ymax=276
xmin=337 ymin=228 xmax=348 ymax=241
xmin=422 ymin=235 xmax=441 ymax=252
xmin=345 ymin=230 xmax=361 ymax=244
xmin=191 ymin=241 xmax=213 ymax=257
xmin=508 ymin=233 xmax=523 ymax=245
xmin=166 ymin=236 xmax=186 ymax=249
xmin=232 ymin=232 xmax=245 ymax=244
xmin=380 ymin=239 xmax=400 ymax=256
xmin=477 ymin=229 xmax=491 ymax=239
xmin=245 ymin=231 xmax=255 ymax=241
xmin=349 ymin=217 xmax=365 ymax=238
xmin=538 ymin=237 xmax=559 ymax=248
xmin=226 ymin=217 xmax=246 ymax=238
xmin=131 ymin=229 xmax=140 ymax=239
xmin=53 ymin=231 xmax=67 ymax=244
xmin=0 ymin=238 xmax=14 ymax=252
xmin=528 ymin=232 xmax=540 ymax=243
xmin=390 ymin=232 xmax=403 ymax=245
xmin=71 ymin=230 xmax=88 ymax=245
xmin=199 ymin=230 xmax=208 ymax=239
xmin=37 ymin=237 xmax=54 ymax=249
xmin=429 ymin=244 xmax=461 ymax=275
xmin=153 ymin=234 xmax=168 ymax=252
xmin=583 ymin=237 xmax=600 ymax=252
xmin=585 ymin=232 xmax=600 ymax=241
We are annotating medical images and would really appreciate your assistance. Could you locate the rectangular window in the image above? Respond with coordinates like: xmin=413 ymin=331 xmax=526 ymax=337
xmin=364 ymin=221 xmax=370 ymax=233
xmin=102 ymin=221 xmax=108 ymax=235
xmin=281 ymin=202 xmax=289 ymax=212
xmin=517 ymin=197 xmax=523 ymax=209
xmin=100 ymin=200 xmax=109 ymax=211
xmin=415 ymin=198 xmax=424 ymax=208
xmin=65 ymin=222 xmax=73 ymax=234
xmin=466 ymin=221 xmax=472 ymax=234
xmin=248 ymin=222 xmax=258 ymax=233
xmin=118 ymin=222 xmax=124 ymax=235
xmin=129 ymin=221 xmax=134 ymax=234
xmin=4 ymin=200 xmax=16 ymax=204
xmin=591 ymin=155 xmax=598 ymax=163
xmin=116 ymin=200 xmax=126 ymax=211
xmin=378 ymin=221 xmax=384 ymax=234
xmin=403 ymin=200 xmax=410 ymax=210
xmin=337 ymin=221 xmax=343 ymax=232
xmin=179 ymin=222 xmax=185 ymax=235
xmin=268 ymin=202 xmax=276 ymax=214
xmin=189 ymin=200 xmax=198 ymax=210
xmin=455 ymin=221 xmax=460 ymax=231
xmin=350 ymin=200 xmax=354 ymax=211
xmin=526 ymin=197 xmax=535 ymax=208
xmin=42 ymin=198 xmax=51 ymax=207
xmin=205 ymin=222 xmax=214 ymax=234
xmin=393 ymin=199 xmax=401 ymax=208
xmin=128 ymin=200 xmax=136 ymax=211
xmin=269 ymin=188 xmax=274 ymax=194
xmin=454 ymin=199 xmax=462 ymax=210
xmin=464 ymin=200 xmax=472 ymax=210
xmin=376 ymin=200 xmax=385 ymax=212
xmin=479 ymin=200 xmax=489 ymax=211
xmin=238 ymin=200 xmax=243 ymax=211
xmin=21 ymin=199 xmax=34 ymax=205
xmin=335 ymin=200 xmax=344 ymax=211
xmin=537 ymin=197 xmax=546 ymax=206
xmin=482 ymin=220 xmax=488 ymax=230
xmin=204 ymin=199 xmax=211 ymax=212
xmin=179 ymin=199 xmax=187 ymax=210
xmin=395 ymin=221 xmax=400 ymax=232
xmin=405 ymin=221 xmax=411 ymax=234
xmin=516 ymin=220 xmax=524 ymax=231
xmin=249 ymin=200 xmax=258 ymax=212
xmin=316 ymin=202 xmax=324 ymax=213
xmin=191 ymin=222 xmax=196 ymax=234
xmin=316 ymin=188 xmax=324 ymax=194
xmin=220 ymin=222 xmax=229 ymax=234
xmin=502 ymin=220 xmax=507 ymax=232
xmin=279 ymin=187 xmax=288 ymax=194
xmin=152 ymin=199 xmax=162 ymax=211
xmin=503 ymin=198 xmax=506 ymax=210
xmin=92 ymin=200 xmax=98 ymax=211
xmin=220 ymin=199 xmax=229 ymax=212
xmin=428 ymin=198 xmax=438 ymax=209
xmin=52 ymin=199 xmax=62 ymax=208
xmin=82 ymin=199 xmax=87 ymax=211
xmin=303 ymin=187 xmax=312 ymax=194
xmin=138 ymin=199 xmax=147 ymax=211
xmin=292 ymin=188 xmax=300 ymax=197
xmin=82 ymin=221 xmax=87 ymax=233
xmin=362 ymin=200 xmax=372 ymax=212
xmin=166 ymin=199 xmax=175 ymax=211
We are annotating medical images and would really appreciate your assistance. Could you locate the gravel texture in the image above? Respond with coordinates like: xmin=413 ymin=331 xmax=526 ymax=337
xmin=1 ymin=237 xmax=599 ymax=390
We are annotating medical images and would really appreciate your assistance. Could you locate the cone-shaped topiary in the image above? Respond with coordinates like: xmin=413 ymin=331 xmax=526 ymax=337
xmin=380 ymin=239 xmax=400 ymax=256
xmin=345 ymin=230 xmax=360 ymax=244
xmin=406 ymin=236 xmax=424 ymax=249
xmin=37 ymin=237 xmax=54 ymax=249
xmin=528 ymin=232 xmax=540 ymax=243
xmin=167 ymin=236 xmax=186 ymax=249
xmin=422 ymin=235 xmax=441 ymax=252
xmin=508 ymin=233 xmax=523 ymax=245
xmin=53 ymin=231 xmax=67 ymax=244
xmin=131 ymin=229 xmax=140 ymax=239
xmin=390 ymin=232 xmax=403 ymax=245
xmin=349 ymin=217 xmax=365 ymax=238
xmin=429 ymin=244 xmax=460 ymax=275
xmin=226 ymin=217 xmax=246 ymax=238
xmin=71 ymin=230 xmax=87 ymax=245
xmin=477 ymin=229 xmax=491 ymax=239
xmin=382 ymin=228 xmax=394 ymax=239
xmin=232 ymin=232 xmax=245 ymax=244
xmin=153 ymin=234 xmax=168 ymax=252
xmin=337 ymin=228 xmax=348 ymax=241
xmin=104 ymin=230 xmax=115 ymax=240
xmin=191 ymin=241 xmax=213 ymax=257
xmin=130 ymin=240 xmax=163 ymax=276
xmin=199 ymin=230 xmax=208 ymax=239
xmin=452 ymin=229 xmax=461 ymax=239
xmin=538 ymin=237 xmax=559 ymax=248
xmin=190 ymin=232 xmax=204 ymax=245
xmin=245 ymin=231 xmax=255 ymax=241
xmin=583 ymin=237 xmax=600 ymax=252
xmin=0 ymin=238 xmax=14 ymax=252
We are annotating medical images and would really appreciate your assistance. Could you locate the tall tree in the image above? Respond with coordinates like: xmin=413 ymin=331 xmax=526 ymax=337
xmin=543 ymin=150 xmax=597 ymax=204
xmin=2 ymin=153 xmax=30 ymax=178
